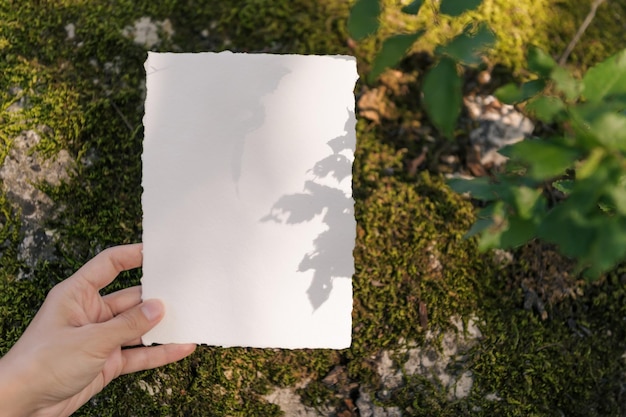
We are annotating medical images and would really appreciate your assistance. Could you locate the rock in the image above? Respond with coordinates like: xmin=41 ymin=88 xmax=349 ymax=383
xmin=121 ymin=17 xmax=174 ymax=49
xmin=263 ymin=384 xmax=328 ymax=417
xmin=357 ymin=316 xmax=483 ymax=411
xmin=465 ymin=95 xmax=534 ymax=167
xmin=64 ymin=23 xmax=76 ymax=40
xmin=0 ymin=130 xmax=74 ymax=278
xmin=356 ymin=388 xmax=402 ymax=417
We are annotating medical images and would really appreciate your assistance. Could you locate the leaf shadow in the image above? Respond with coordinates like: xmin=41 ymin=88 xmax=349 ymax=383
xmin=261 ymin=111 xmax=356 ymax=310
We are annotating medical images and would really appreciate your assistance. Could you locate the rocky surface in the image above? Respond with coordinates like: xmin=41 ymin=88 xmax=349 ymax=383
xmin=465 ymin=95 xmax=534 ymax=167
xmin=0 ymin=129 xmax=74 ymax=278
xmin=262 ymin=317 xmax=484 ymax=416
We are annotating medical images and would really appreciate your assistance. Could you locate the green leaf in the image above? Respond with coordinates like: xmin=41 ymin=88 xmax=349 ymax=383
xmin=401 ymin=0 xmax=423 ymax=15
xmin=558 ymin=161 xmax=613 ymax=215
xmin=577 ymin=148 xmax=606 ymax=180
xmin=527 ymin=47 xmax=557 ymax=78
xmin=422 ymin=57 xmax=462 ymax=139
xmin=525 ymin=96 xmax=566 ymax=122
xmin=583 ymin=49 xmax=626 ymax=103
xmin=368 ymin=31 xmax=423 ymax=83
xmin=493 ymin=84 xmax=519 ymax=103
xmin=476 ymin=201 xmax=506 ymax=250
xmin=538 ymin=204 xmax=595 ymax=259
xmin=553 ymin=179 xmax=574 ymax=195
xmin=439 ymin=0 xmax=482 ymax=16
xmin=465 ymin=206 xmax=496 ymax=238
xmin=447 ymin=177 xmax=499 ymax=201
xmin=499 ymin=216 xmax=537 ymax=248
xmin=437 ymin=24 xmax=495 ymax=65
xmin=608 ymin=186 xmax=626 ymax=215
xmin=494 ymin=79 xmax=545 ymax=104
xmin=571 ymin=104 xmax=626 ymax=152
xmin=501 ymin=140 xmax=581 ymax=180
xmin=587 ymin=112 xmax=626 ymax=152
xmin=551 ymin=66 xmax=581 ymax=101
xmin=476 ymin=206 xmax=537 ymax=250
xmin=585 ymin=216 xmax=626 ymax=276
xmin=347 ymin=0 xmax=381 ymax=41
xmin=511 ymin=186 xmax=544 ymax=219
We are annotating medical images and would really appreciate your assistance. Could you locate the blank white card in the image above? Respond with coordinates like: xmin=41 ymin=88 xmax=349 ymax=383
xmin=141 ymin=52 xmax=358 ymax=349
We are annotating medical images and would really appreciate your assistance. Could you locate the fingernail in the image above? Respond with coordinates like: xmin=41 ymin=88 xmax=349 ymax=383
xmin=141 ymin=299 xmax=163 ymax=322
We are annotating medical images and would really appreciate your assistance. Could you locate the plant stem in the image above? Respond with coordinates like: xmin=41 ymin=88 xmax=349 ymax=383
xmin=558 ymin=0 xmax=607 ymax=66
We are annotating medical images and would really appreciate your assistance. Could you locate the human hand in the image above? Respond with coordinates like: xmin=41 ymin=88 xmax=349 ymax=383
xmin=0 ymin=243 xmax=196 ymax=417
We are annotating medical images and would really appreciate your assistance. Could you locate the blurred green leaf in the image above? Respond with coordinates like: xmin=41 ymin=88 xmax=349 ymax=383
xmin=511 ymin=186 xmax=544 ymax=219
xmin=577 ymin=148 xmax=606 ymax=180
xmin=571 ymin=103 xmax=626 ymax=152
xmin=437 ymin=24 xmax=495 ymax=65
xmin=439 ymin=0 xmax=482 ymax=16
xmin=609 ymin=186 xmax=626 ymax=215
xmin=368 ymin=31 xmax=423 ymax=83
xmin=499 ymin=216 xmax=538 ymax=248
xmin=585 ymin=216 xmax=626 ymax=277
xmin=495 ymin=79 xmax=545 ymax=104
xmin=525 ymin=96 xmax=566 ymax=122
xmin=583 ymin=49 xmax=626 ymax=103
xmin=538 ymin=204 xmax=594 ymax=258
xmin=476 ymin=201 xmax=506 ymax=250
xmin=422 ymin=57 xmax=462 ymax=139
xmin=477 ymin=208 xmax=537 ymax=250
xmin=500 ymin=140 xmax=581 ymax=180
xmin=527 ymin=47 xmax=557 ymax=77
xmin=401 ymin=0 xmax=423 ymax=15
xmin=447 ymin=176 xmax=499 ymax=200
xmin=465 ymin=205 xmax=496 ymax=238
xmin=347 ymin=0 xmax=381 ymax=41
xmin=587 ymin=112 xmax=626 ymax=152
xmin=568 ymin=159 xmax=612 ymax=211
xmin=551 ymin=66 xmax=581 ymax=101
xmin=494 ymin=83 xmax=519 ymax=103
xmin=553 ymin=179 xmax=574 ymax=195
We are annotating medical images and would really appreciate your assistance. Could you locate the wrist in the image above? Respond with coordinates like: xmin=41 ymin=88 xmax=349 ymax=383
xmin=0 ymin=347 xmax=40 ymax=417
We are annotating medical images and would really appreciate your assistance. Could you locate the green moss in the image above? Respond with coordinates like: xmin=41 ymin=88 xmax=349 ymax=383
xmin=467 ymin=266 xmax=626 ymax=416
xmin=355 ymin=0 xmax=625 ymax=75
xmin=543 ymin=0 xmax=626 ymax=71
xmin=345 ymin=122 xmax=492 ymax=386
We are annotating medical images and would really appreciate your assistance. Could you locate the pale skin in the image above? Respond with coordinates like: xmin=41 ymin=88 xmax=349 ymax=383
xmin=0 ymin=243 xmax=196 ymax=417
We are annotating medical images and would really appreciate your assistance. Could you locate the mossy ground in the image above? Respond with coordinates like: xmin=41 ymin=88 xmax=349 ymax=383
xmin=1 ymin=0 xmax=626 ymax=416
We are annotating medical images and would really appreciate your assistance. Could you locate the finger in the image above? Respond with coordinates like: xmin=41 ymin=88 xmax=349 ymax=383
xmin=102 ymin=286 xmax=142 ymax=317
xmin=75 ymin=244 xmax=143 ymax=291
xmin=122 ymin=337 xmax=144 ymax=347
xmin=121 ymin=344 xmax=196 ymax=375
xmin=99 ymin=299 xmax=164 ymax=349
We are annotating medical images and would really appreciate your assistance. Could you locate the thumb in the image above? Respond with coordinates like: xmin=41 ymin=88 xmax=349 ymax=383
xmin=100 ymin=299 xmax=164 ymax=348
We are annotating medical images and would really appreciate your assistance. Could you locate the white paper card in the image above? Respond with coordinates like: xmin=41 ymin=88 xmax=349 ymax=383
xmin=141 ymin=52 xmax=358 ymax=349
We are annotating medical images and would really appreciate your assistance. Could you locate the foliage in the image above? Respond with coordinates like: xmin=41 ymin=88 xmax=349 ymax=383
xmin=450 ymin=47 xmax=626 ymax=278
xmin=348 ymin=0 xmax=495 ymax=139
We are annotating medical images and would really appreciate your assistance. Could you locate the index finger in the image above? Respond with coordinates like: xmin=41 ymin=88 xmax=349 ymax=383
xmin=75 ymin=243 xmax=143 ymax=290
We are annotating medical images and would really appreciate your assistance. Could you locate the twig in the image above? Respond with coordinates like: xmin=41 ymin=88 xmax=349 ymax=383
xmin=110 ymin=100 xmax=134 ymax=132
xmin=558 ymin=0 xmax=607 ymax=66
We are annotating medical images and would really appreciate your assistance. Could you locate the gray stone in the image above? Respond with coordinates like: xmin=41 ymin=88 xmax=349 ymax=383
xmin=121 ymin=17 xmax=174 ymax=49
xmin=356 ymin=388 xmax=402 ymax=417
xmin=263 ymin=383 xmax=328 ymax=417
xmin=0 ymin=130 xmax=74 ymax=278
xmin=465 ymin=95 xmax=534 ymax=167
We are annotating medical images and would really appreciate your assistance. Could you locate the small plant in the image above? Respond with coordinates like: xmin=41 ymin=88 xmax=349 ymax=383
xmin=449 ymin=47 xmax=626 ymax=278
xmin=347 ymin=0 xmax=495 ymax=139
